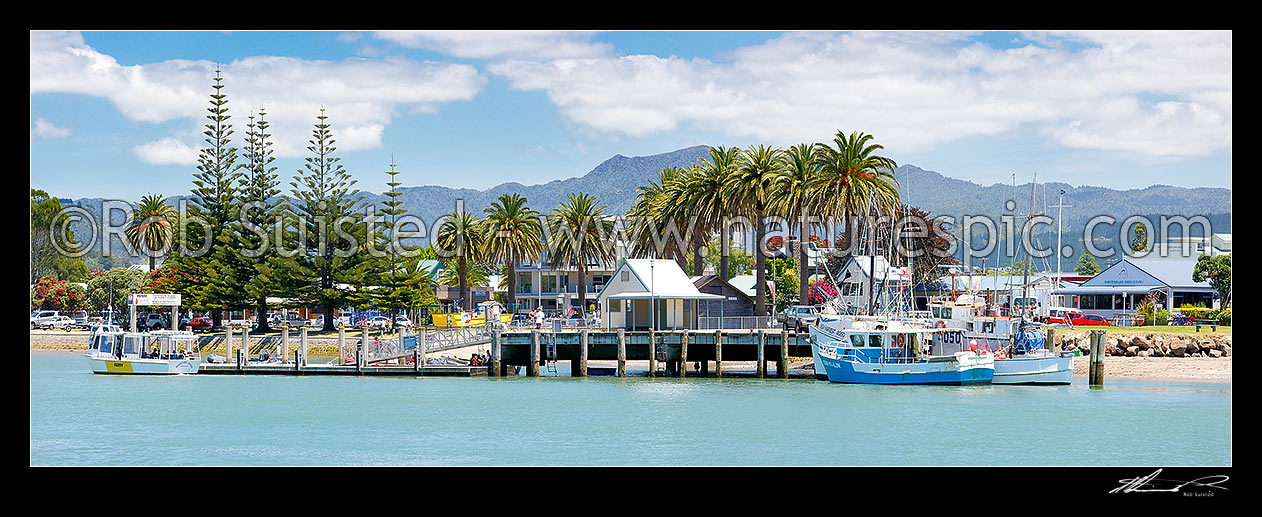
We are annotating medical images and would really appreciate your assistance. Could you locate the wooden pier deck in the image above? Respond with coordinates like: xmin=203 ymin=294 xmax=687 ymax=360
xmin=192 ymin=329 xmax=812 ymax=379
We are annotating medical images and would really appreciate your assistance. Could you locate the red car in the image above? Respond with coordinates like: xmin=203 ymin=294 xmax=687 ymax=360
xmin=189 ymin=316 xmax=214 ymax=332
xmin=1068 ymin=313 xmax=1113 ymax=326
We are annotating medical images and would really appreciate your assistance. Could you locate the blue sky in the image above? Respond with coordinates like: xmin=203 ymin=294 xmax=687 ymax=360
xmin=30 ymin=30 xmax=1232 ymax=201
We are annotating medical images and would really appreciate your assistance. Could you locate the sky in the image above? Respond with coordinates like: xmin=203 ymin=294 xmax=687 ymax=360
xmin=30 ymin=30 xmax=1232 ymax=201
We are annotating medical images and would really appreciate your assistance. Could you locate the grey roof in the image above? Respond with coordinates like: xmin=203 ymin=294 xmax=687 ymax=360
xmin=1089 ymin=256 xmax=1211 ymax=290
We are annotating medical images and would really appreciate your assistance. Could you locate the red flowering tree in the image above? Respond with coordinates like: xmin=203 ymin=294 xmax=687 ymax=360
xmin=31 ymin=275 xmax=84 ymax=311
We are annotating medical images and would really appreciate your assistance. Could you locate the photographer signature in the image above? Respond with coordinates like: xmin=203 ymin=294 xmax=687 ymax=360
xmin=1110 ymin=469 xmax=1229 ymax=494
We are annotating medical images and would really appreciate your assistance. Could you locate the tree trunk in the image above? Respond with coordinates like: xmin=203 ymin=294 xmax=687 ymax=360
xmin=256 ymin=299 xmax=272 ymax=333
xmin=755 ymin=209 xmax=767 ymax=316
xmin=799 ymin=210 xmax=810 ymax=305
xmin=459 ymin=257 xmax=469 ymax=311
xmin=692 ymin=233 xmax=704 ymax=276
xmin=506 ymin=264 xmax=517 ymax=311
xmin=577 ymin=263 xmax=586 ymax=317
xmin=719 ymin=224 xmax=729 ymax=280
xmin=323 ymin=301 xmax=335 ymax=332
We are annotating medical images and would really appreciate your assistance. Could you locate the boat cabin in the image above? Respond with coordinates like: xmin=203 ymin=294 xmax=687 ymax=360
xmin=90 ymin=330 xmax=199 ymax=361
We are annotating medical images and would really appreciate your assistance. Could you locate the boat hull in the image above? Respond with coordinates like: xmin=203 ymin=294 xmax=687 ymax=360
xmin=817 ymin=351 xmax=993 ymax=385
xmin=992 ymin=353 xmax=1073 ymax=385
xmin=88 ymin=356 xmax=201 ymax=375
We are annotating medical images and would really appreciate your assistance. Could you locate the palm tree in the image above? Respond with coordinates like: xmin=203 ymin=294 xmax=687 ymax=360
xmin=435 ymin=211 xmax=486 ymax=311
xmin=628 ymin=167 xmax=688 ymax=264
xmin=772 ymin=143 xmax=820 ymax=305
xmin=126 ymin=193 xmax=177 ymax=273
xmin=547 ymin=193 xmax=615 ymax=316
xmin=812 ymin=131 xmax=900 ymax=311
xmin=481 ymin=193 xmax=543 ymax=314
xmin=811 ymin=130 xmax=901 ymax=236
xmin=688 ymin=146 xmax=740 ymax=277
xmin=724 ymin=145 xmax=785 ymax=316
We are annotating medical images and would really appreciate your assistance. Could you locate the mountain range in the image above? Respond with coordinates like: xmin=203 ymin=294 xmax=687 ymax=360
xmin=56 ymin=145 xmax=1231 ymax=267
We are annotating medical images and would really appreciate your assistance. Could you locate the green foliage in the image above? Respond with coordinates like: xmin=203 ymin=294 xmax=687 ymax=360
xmin=1074 ymin=253 xmax=1101 ymax=276
xmin=85 ymin=268 xmax=149 ymax=314
xmin=284 ymin=108 xmax=368 ymax=330
xmin=31 ymin=189 xmax=89 ymax=283
xmin=1191 ymin=254 xmax=1231 ymax=308
xmin=1129 ymin=222 xmax=1149 ymax=253
xmin=547 ymin=192 xmax=615 ymax=314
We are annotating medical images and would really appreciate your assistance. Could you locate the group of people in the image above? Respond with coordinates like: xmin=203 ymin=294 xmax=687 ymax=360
xmin=468 ymin=350 xmax=491 ymax=366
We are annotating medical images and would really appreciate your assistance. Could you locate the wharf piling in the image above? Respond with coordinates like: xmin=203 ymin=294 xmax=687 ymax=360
xmin=1089 ymin=329 xmax=1106 ymax=386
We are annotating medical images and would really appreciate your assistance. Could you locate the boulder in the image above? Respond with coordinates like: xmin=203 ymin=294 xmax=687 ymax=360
xmin=1137 ymin=349 xmax=1151 ymax=357
xmin=1185 ymin=341 xmax=1202 ymax=355
xmin=1170 ymin=342 xmax=1188 ymax=357
xmin=1221 ymin=345 xmax=1231 ymax=357
xmin=1125 ymin=346 xmax=1139 ymax=357
xmin=1208 ymin=349 xmax=1222 ymax=358
xmin=1130 ymin=336 xmax=1149 ymax=349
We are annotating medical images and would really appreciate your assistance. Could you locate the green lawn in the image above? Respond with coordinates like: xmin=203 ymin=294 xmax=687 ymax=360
xmin=1103 ymin=324 xmax=1231 ymax=336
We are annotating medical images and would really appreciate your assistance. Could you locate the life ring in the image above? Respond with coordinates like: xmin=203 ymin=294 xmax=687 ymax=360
xmin=895 ymin=334 xmax=906 ymax=347
xmin=933 ymin=320 xmax=946 ymax=329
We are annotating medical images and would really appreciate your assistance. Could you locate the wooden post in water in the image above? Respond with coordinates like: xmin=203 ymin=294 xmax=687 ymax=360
xmin=419 ymin=328 xmax=428 ymax=369
xmin=1046 ymin=328 xmax=1057 ymax=354
xmin=338 ymin=327 xmax=346 ymax=366
xmin=680 ymin=330 xmax=689 ymax=378
xmin=780 ymin=328 xmax=790 ymax=378
xmin=241 ymin=328 xmax=249 ymax=365
xmin=356 ymin=341 xmax=364 ymax=374
xmin=281 ymin=325 xmax=289 ymax=364
xmin=300 ymin=327 xmax=308 ymax=367
xmin=648 ymin=328 xmax=657 ymax=378
xmin=294 ymin=350 xmax=301 ymax=371
xmin=489 ymin=327 xmax=500 ymax=377
xmin=225 ymin=328 xmax=233 ymax=361
xmin=617 ymin=329 xmax=627 ymax=377
xmin=757 ymin=330 xmax=766 ymax=379
xmin=529 ymin=330 xmax=540 ymax=377
xmin=714 ymin=330 xmax=723 ymax=378
xmin=577 ymin=329 xmax=589 ymax=377
xmin=1089 ymin=329 xmax=1105 ymax=386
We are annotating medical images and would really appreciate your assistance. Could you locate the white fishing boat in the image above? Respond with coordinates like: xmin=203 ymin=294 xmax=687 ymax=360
xmin=809 ymin=321 xmax=993 ymax=385
xmin=86 ymin=328 xmax=201 ymax=375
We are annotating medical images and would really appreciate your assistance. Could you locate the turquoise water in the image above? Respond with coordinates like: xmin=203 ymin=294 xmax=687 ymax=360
xmin=30 ymin=350 xmax=1231 ymax=466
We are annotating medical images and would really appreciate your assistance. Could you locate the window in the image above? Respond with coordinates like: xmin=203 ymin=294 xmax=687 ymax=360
xmin=621 ymin=270 xmax=630 ymax=282
xmin=868 ymin=334 xmax=883 ymax=348
xmin=609 ymin=299 xmax=621 ymax=312
xmin=849 ymin=334 xmax=864 ymax=348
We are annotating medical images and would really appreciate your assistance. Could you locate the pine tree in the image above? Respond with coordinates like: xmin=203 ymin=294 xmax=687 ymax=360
xmin=285 ymin=109 xmax=367 ymax=331
xmin=370 ymin=158 xmax=428 ymax=323
xmin=171 ymin=66 xmax=242 ymax=325
xmin=227 ymin=108 xmax=286 ymax=332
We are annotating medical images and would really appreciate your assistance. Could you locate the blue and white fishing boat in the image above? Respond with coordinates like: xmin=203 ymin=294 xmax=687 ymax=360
xmin=810 ymin=322 xmax=993 ymax=385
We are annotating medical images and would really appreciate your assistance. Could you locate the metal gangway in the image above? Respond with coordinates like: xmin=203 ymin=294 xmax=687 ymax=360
xmin=359 ymin=323 xmax=495 ymax=364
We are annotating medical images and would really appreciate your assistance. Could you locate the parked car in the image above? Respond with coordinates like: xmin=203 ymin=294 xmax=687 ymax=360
xmin=779 ymin=305 xmax=821 ymax=332
xmin=362 ymin=316 xmax=392 ymax=329
xmin=140 ymin=313 xmax=170 ymax=331
xmin=31 ymin=310 xmax=62 ymax=329
xmin=38 ymin=315 xmax=77 ymax=331
xmin=1068 ymin=313 xmax=1113 ymax=326
xmin=1046 ymin=307 xmax=1082 ymax=325
xmin=311 ymin=315 xmax=345 ymax=329
xmin=269 ymin=312 xmax=310 ymax=328
xmin=394 ymin=315 xmax=413 ymax=328
xmin=188 ymin=316 xmax=214 ymax=332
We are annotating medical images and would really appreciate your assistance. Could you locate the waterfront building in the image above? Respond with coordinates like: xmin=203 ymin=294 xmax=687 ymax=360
xmin=1051 ymin=255 xmax=1219 ymax=317
xmin=596 ymin=259 xmax=724 ymax=330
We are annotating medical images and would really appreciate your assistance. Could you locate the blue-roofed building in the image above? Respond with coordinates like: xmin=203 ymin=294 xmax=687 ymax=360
xmin=1052 ymin=256 xmax=1219 ymax=317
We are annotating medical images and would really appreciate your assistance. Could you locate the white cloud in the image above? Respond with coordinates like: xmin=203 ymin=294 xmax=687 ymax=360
xmin=32 ymin=117 xmax=71 ymax=138
xmin=30 ymin=31 xmax=487 ymax=158
xmin=132 ymin=137 xmax=199 ymax=165
xmin=488 ymin=30 xmax=1232 ymax=159
xmin=373 ymin=31 xmax=613 ymax=60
